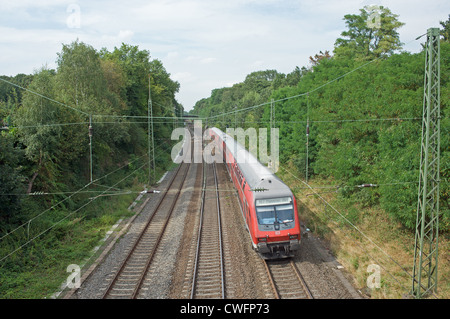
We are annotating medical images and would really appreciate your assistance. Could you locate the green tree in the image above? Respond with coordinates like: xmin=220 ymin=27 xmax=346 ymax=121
xmin=15 ymin=67 xmax=62 ymax=194
xmin=334 ymin=6 xmax=404 ymax=59
xmin=55 ymin=40 xmax=131 ymax=180
xmin=100 ymin=43 xmax=152 ymax=117
xmin=440 ymin=14 xmax=450 ymax=42
xmin=0 ymin=131 xmax=23 ymax=223
xmin=0 ymin=74 xmax=34 ymax=105
xmin=56 ymin=40 xmax=120 ymax=116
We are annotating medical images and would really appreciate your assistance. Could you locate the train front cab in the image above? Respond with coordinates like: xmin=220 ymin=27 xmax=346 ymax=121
xmin=253 ymin=196 xmax=301 ymax=259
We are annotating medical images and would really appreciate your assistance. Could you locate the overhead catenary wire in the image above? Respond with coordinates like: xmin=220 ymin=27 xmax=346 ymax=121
xmin=0 ymin=189 xmax=137 ymax=197
xmin=0 ymin=77 xmax=89 ymax=117
xmin=206 ymin=59 xmax=384 ymax=120
xmin=0 ymin=116 xmax=422 ymax=132
xmin=1 ymin=121 xmax=90 ymax=130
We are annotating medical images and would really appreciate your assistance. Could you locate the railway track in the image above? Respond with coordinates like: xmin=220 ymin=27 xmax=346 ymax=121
xmin=101 ymin=161 xmax=191 ymax=299
xmin=190 ymin=162 xmax=225 ymax=299
xmin=264 ymin=259 xmax=314 ymax=299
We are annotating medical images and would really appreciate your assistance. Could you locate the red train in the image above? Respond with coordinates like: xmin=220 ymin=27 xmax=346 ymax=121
xmin=208 ymin=127 xmax=301 ymax=259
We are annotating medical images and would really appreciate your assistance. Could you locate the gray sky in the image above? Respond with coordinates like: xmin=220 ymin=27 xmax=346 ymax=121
xmin=0 ymin=0 xmax=448 ymax=110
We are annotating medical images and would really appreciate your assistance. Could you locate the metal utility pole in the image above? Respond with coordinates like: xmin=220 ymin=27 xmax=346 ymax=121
xmin=148 ymin=75 xmax=156 ymax=185
xmin=306 ymin=93 xmax=310 ymax=183
xmin=89 ymin=115 xmax=93 ymax=182
xmin=412 ymin=27 xmax=441 ymax=299
xmin=269 ymin=99 xmax=274 ymax=170
xmin=173 ymin=105 xmax=176 ymax=132
xmin=270 ymin=99 xmax=274 ymax=133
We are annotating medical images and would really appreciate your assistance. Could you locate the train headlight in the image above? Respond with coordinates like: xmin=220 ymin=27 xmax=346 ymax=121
xmin=258 ymin=237 xmax=267 ymax=242
xmin=289 ymin=234 xmax=298 ymax=240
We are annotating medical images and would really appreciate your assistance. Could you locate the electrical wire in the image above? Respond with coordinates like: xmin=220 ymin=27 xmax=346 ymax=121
xmin=291 ymin=180 xmax=418 ymax=191
xmin=0 ymin=77 xmax=89 ymax=117
xmin=3 ymin=122 xmax=89 ymax=130
xmin=1 ymin=116 xmax=421 ymax=131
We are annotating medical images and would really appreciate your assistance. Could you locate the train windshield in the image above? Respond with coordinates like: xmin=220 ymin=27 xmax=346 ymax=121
xmin=255 ymin=197 xmax=294 ymax=225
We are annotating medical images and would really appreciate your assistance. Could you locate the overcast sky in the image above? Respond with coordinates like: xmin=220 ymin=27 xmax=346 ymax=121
xmin=0 ymin=0 xmax=448 ymax=111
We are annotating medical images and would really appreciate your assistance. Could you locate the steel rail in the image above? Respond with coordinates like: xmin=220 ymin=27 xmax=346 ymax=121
xmin=190 ymin=160 xmax=205 ymax=299
xmin=214 ymin=162 xmax=226 ymax=299
xmin=263 ymin=260 xmax=280 ymax=299
xmin=131 ymin=162 xmax=191 ymax=298
xmin=102 ymin=136 xmax=193 ymax=299
xmin=264 ymin=259 xmax=314 ymax=299
xmin=290 ymin=260 xmax=313 ymax=299
xmin=190 ymin=162 xmax=225 ymax=299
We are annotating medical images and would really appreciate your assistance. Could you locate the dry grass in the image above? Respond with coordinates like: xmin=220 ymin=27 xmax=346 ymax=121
xmin=279 ymin=165 xmax=449 ymax=299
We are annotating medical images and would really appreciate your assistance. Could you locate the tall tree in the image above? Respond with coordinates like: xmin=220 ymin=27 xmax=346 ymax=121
xmin=334 ymin=6 xmax=404 ymax=60
xmin=55 ymin=40 xmax=131 ymax=178
xmin=440 ymin=15 xmax=450 ymax=42
xmin=15 ymin=67 xmax=62 ymax=193
xmin=100 ymin=44 xmax=152 ymax=117
xmin=0 ymin=131 xmax=23 ymax=223
xmin=56 ymin=40 xmax=108 ymax=114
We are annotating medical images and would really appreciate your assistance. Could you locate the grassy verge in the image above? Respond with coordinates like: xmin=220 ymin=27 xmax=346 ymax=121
xmin=278 ymin=164 xmax=449 ymax=299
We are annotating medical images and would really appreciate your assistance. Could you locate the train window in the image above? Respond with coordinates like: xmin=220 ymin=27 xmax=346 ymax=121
xmin=255 ymin=198 xmax=294 ymax=225
xmin=275 ymin=204 xmax=294 ymax=223
xmin=256 ymin=206 xmax=276 ymax=225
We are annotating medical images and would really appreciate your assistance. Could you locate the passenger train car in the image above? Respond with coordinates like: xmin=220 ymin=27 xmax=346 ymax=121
xmin=208 ymin=127 xmax=301 ymax=259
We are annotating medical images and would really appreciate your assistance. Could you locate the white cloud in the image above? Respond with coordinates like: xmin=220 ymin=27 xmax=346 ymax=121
xmin=172 ymin=72 xmax=196 ymax=83
xmin=200 ymin=57 xmax=217 ymax=64
xmin=101 ymin=30 xmax=134 ymax=44
xmin=166 ymin=51 xmax=180 ymax=59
